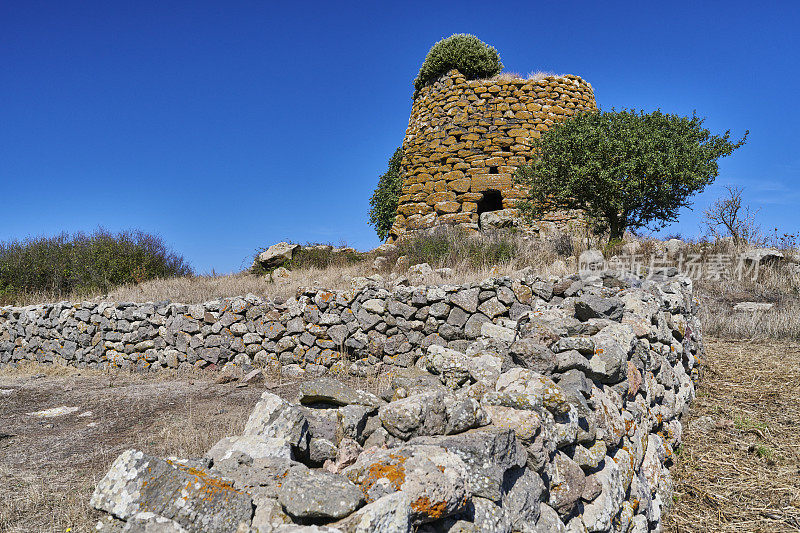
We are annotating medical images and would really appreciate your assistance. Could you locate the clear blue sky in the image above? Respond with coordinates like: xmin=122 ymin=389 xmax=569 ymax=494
xmin=2 ymin=1 xmax=798 ymax=274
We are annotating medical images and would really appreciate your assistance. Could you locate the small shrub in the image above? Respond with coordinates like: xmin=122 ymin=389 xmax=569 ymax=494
xmin=368 ymin=147 xmax=404 ymax=241
xmin=0 ymin=229 xmax=192 ymax=305
xmin=703 ymin=186 xmax=766 ymax=246
xmin=286 ymin=245 xmax=364 ymax=270
xmin=397 ymin=226 xmax=518 ymax=269
xmin=413 ymin=34 xmax=503 ymax=98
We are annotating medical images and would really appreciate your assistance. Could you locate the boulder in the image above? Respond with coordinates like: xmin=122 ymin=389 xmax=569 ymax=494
xmin=273 ymin=266 xmax=291 ymax=282
xmin=479 ymin=209 xmax=517 ymax=230
xmin=533 ymin=503 xmax=567 ymax=533
xmin=243 ymin=391 xmax=309 ymax=453
xmin=410 ymin=428 xmax=527 ymax=502
xmin=251 ymin=495 xmax=292 ymax=532
xmin=493 ymin=368 xmax=571 ymax=415
xmin=591 ymin=386 xmax=626 ymax=447
xmin=278 ymin=469 xmax=364 ymax=520
xmin=379 ymin=390 xmax=486 ymax=439
xmin=343 ymin=445 xmax=470 ymax=524
xmin=334 ymin=492 xmax=412 ymax=533
xmin=480 ymin=322 xmax=516 ymax=343
xmin=509 ymin=338 xmax=556 ymax=374
xmin=546 ymin=452 xmax=585 ymax=515
xmin=91 ymin=450 xmax=252 ymax=533
xmin=453 ymin=497 xmax=513 ymax=533
xmin=742 ymin=248 xmax=785 ymax=265
xmin=118 ymin=512 xmax=188 ymax=532
xmin=299 ymin=378 xmax=385 ymax=408
xmin=574 ymin=295 xmax=623 ymax=322
xmin=501 ymin=468 xmax=545 ymax=529
xmin=257 ymin=242 xmax=300 ymax=269
xmin=424 ymin=345 xmax=472 ymax=389
xmin=581 ymin=454 xmax=626 ymax=532
xmin=409 ymin=263 xmax=434 ymax=284
xmin=586 ymin=324 xmax=634 ymax=384
xmin=663 ymin=239 xmax=687 ymax=257
xmin=309 ymin=437 xmax=338 ymax=464
xmin=206 ymin=435 xmax=292 ymax=464
xmin=450 ymin=288 xmax=480 ymax=314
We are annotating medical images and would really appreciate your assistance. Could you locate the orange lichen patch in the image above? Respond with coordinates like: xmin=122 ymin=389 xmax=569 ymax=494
xmin=624 ymin=418 xmax=636 ymax=433
xmin=410 ymin=496 xmax=449 ymax=520
xmin=166 ymin=460 xmax=244 ymax=498
xmin=360 ymin=454 xmax=408 ymax=501
xmin=316 ymin=291 xmax=334 ymax=303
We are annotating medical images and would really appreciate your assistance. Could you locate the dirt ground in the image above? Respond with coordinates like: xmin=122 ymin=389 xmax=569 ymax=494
xmin=0 ymin=367 xmax=273 ymax=532
xmin=1 ymin=338 xmax=799 ymax=533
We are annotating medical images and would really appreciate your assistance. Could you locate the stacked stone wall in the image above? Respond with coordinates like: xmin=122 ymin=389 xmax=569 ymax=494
xmin=389 ymin=70 xmax=597 ymax=242
xmin=61 ymin=270 xmax=703 ymax=532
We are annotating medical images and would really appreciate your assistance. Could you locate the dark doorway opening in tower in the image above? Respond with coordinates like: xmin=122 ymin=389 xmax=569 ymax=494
xmin=477 ymin=189 xmax=503 ymax=228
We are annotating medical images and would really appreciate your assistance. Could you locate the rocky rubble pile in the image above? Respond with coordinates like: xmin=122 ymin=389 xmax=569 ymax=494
xmin=90 ymin=270 xmax=701 ymax=532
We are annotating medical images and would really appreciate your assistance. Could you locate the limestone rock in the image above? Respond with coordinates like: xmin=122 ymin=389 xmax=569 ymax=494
xmin=91 ymin=449 xmax=252 ymax=533
xmin=378 ymin=390 xmax=486 ymax=439
xmin=257 ymin=242 xmax=300 ymax=269
xmin=206 ymin=435 xmax=292 ymax=464
xmin=410 ymin=428 xmax=527 ymax=502
xmin=278 ymin=469 xmax=364 ymax=520
xmin=244 ymin=391 xmax=309 ymax=453
xmin=298 ymin=378 xmax=384 ymax=408
xmin=334 ymin=492 xmax=412 ymax=533
xmin=343 ymin=444 xmax=469 ymax=524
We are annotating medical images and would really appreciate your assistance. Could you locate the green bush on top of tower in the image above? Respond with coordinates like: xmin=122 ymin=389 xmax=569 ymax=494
xmin=413 ymin=34 xmax=503 ymax=99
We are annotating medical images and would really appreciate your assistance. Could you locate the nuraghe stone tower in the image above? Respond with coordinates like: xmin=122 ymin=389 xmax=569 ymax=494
xmin=387 ymin=69 xmax=597 ymax=243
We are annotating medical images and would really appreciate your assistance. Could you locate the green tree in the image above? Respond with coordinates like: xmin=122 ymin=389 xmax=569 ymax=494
xmin=514 ymin=109 xmax=748 ymax=241
xmin=414 ymin=34 xmax=503 ymax=99
xmin=368 ymin=147 xmax=404 ymax=240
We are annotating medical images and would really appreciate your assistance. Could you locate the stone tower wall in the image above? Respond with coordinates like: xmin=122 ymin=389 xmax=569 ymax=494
xmin=389 ymin=70 xmax=597 ymax=242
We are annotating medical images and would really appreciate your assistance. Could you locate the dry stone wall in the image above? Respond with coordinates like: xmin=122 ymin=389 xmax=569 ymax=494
xmin=389 ymin=70 xmax=597 ymax=242
xmin=4 ymin=269 xmax=701 ymax=532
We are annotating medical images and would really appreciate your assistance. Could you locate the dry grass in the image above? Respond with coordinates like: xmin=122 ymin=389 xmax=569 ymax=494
xmin=664 ymin=338 xmax=800 ymax=532
xmin=480 ymin=70 xmax=562 ymax=83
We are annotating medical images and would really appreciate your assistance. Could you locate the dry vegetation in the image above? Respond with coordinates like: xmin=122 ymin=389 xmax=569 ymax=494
xmin=481 ymin=70 xmax=562 ymax=83
xmin=664 ymin=339 xmax=800 ymax=532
